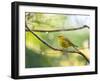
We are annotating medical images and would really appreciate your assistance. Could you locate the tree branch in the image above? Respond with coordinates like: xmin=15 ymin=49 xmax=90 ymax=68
xmin=71 ymin=46 xmax=89 ymax=63
xmin=26 ymin=25 xmax=89 ymax=32
xmin=26 ymin=23 xmax=89 ymax=64
xmin=26 ymin=24 xmax=75 ymax=53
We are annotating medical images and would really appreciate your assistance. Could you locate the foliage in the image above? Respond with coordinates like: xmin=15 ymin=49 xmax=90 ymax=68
xmin=25 ymin=12 xmax=90 ymax=68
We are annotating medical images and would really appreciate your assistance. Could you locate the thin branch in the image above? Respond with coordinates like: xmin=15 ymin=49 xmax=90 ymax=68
xmin=25 ymin=25 xmax=89 ymax=32
xmin=72 ymin=46 xmax=89 ymax=63
xmin=26 ymin=23 xmax=89 ymax=64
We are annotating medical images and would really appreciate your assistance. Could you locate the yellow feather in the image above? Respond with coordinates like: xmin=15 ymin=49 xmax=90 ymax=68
xmin=58 ymin=35 xmax=74 ymax=48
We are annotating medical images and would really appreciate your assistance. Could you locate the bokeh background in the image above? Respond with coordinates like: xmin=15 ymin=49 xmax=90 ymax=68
xmin=25 ymin=12 xmax=90 ymax=68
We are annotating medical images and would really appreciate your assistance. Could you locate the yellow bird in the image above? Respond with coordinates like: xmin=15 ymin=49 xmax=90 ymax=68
xmin=58 ymin=35 xmax=77 ymax=49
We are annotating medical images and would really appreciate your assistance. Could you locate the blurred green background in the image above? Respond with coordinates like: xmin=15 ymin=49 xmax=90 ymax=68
xmin=25 ymin=12 xmax=90 ymax=68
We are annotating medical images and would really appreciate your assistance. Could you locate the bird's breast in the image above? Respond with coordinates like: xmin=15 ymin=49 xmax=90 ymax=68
xmin=60 ymin=40 xmax=71 ymax=48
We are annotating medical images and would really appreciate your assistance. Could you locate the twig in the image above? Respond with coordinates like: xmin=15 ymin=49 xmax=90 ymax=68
xmin=72 ymin=46 xmax=89 ymax=63
xmin=26 ymin=23 xmax=89 ymax=64
xmin=25 ymin=25 xmax=89 ymax=32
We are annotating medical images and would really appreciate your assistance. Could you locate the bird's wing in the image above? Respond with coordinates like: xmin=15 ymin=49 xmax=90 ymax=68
xmin=65 ymin=38 xmax=78 ymax=47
